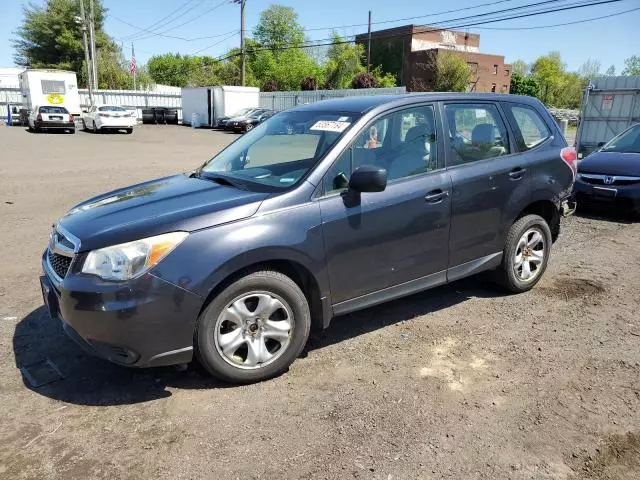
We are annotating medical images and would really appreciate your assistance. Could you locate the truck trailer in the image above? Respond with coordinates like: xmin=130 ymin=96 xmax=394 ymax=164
xmin=181 ymin=86 xmax=259 ymax=127
xmin=19 ymin=69 xmax=82 ymax=118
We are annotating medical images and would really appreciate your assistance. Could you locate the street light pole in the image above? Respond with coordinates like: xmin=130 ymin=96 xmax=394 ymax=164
xmin=77 ymin=0 xmax=93 ymax=105
xmin=88 ymin=0 xmax=98 ymax=91
xmin=234 ymin=0 xmax=246 ymax=86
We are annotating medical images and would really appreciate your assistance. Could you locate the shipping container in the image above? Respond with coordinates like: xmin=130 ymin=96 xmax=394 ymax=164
xmin=576 ymin=76 xmax=640 ymax=156
xmin=182 ymin=86 xmax=259 ymax=127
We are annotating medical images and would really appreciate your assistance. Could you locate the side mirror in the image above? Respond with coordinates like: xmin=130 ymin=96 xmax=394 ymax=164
xmin=348 ymin=165 xmax=387 ymax=193
xmin=82 ymin=109 xmax=88 ymax=113
xmin=597 ymin=141 xmax=606 ymax=148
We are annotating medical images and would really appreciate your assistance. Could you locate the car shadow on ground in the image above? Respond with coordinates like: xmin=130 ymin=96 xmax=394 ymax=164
xmin=575 ymin=206 xmax=638 ymax=224
xmin=13 ymin=275 xmax=503 ymax=406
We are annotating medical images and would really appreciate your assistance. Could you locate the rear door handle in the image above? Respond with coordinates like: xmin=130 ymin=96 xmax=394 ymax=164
xmin=509 ymin=167 xmax=526 ymax=180
xmin=425 ymin=189 xmax=449 ymax=203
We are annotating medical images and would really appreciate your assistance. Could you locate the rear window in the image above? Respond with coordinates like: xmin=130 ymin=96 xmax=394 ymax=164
xmin=39 ymin=106 xmax=68 ymax=114
xmin=98 ymin=106 xmax=126 ymax=112
xmin=506 ymin=104 xmax=551 ymax=150
xmin=41 ymin=80 xmax=66 ymax=95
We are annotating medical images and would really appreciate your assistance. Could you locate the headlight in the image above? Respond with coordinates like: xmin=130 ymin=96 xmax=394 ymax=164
xmin=81 ymin=232 xmax=188 ymax=281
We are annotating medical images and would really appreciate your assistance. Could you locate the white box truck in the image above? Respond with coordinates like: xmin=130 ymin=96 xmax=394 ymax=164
xmin=181 ymin=86 xmax=259 ymax=127
xmin=19 ymin=69 xmax=81 ymax=117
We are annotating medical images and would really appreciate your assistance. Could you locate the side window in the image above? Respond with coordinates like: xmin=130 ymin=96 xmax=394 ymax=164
xmin=444 ymin=103 xmax=510 ymax=166
xmin=321 ymin=105 xmax=439 ymax=195
xmin=507 ymin=105 xmax=551 ymax=150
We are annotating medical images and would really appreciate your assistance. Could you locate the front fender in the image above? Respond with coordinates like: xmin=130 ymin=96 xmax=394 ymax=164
xmin=151 ymin=201 xmax=330 ymax=303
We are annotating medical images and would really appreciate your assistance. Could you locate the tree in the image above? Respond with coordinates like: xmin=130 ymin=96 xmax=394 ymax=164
xmin=435 ymin=52 xmax=470 ymax=92
xmin=509 ymin=72 xmax=540 ymax=97
xmin=263 ymin=79 xmax=279 ymax=91
xmin=253 ymin=4 xmax=304 ymax=51
xmin=12 ymin=0 xmax=134 ymax=89
xmin=605 ymin=65 xmax=616 ymax=76
xmin=370 ymin=66 xmax=397 ymax=88
xmin=578 ymin=59 xmax=601 ymax=80
xmin=147 ymin=53 xmax=222 ymax=87
xmin=622 ymin=56 xmax=640 ymax=76
xmin=352 ymin=72 xmax=377 ymax=89
xmin=531 ymin=51 xmax=565 ymax=105
xmin=511 ymin=60 xmax=529 ymax=77
xmin=324 ymin=32 xmax=365 ymax=89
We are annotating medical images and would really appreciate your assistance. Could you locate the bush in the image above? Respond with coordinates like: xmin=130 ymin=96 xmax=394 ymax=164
xmin=262 ymin=79 xmax=279 ymax=92
xmin=352 ymin=72 xmax=377 ymax=89
xmin=300 ymin=76 xmax=318 ymax=91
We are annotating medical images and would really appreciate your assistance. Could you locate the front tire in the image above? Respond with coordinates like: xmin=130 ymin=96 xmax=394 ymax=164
xmin=92 ymin=120 xmax=98 ymax=133
xmin=196 ymin=270 xmax=311 ymax=384
xmin=496 ymin=214 xmax=552 ymax=293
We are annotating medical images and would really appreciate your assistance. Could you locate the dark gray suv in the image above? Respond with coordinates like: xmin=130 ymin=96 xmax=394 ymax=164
xmin=40 ymin=94 xmax=576 ymax=383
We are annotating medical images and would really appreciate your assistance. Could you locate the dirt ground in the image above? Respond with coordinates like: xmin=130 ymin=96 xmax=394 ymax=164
xmin=0 ymin=125 xmax=638 ymax=480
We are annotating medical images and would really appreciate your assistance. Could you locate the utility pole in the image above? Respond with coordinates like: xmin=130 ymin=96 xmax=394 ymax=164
xmin=88 ymin=0 xmax=98 ymax=91
xmin=77 ymin=0 xmax=93 ymax=105
xmin=240 ymin=0 xmax=246 ymax=86
xmin=367 ymin=10 xmax=372 ymax=74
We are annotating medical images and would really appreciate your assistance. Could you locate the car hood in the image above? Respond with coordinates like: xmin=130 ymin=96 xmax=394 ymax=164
xmin=579 ymin=151 xmax=640 ymax=176
xmin=58 ymin=174 xmax=269 ymax=251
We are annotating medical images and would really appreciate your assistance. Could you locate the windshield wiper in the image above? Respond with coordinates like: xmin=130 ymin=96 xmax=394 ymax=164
xmin=192 ymin=171 xmax=248 ymax=190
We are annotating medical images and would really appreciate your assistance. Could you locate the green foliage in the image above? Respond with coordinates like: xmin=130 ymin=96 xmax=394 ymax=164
xmin=370 ymin=66 xmax=397 ymax=88
xmin=13 ymin=0 xmax=136 ymax=89
xmin=300 ymin=76 xmax=318 ymax=91
xmin=605 ymin=65 xmax=616 ymax=76
xmin=253 ymin=4 xmax=304 ymax=51
xmin=262 ymin=79 xmax=279 ymax=92
xmin=622 ymin=56 xmax=640 ymax=76
xmin=435 ymin=52 xmax=471 ymax=92
xmin=578 ymin=59 xmax=601 ymax=81
xmin=509 ymin=72 xmax=540 ymax=97
xmin=324 ymin=32 xmax=365 ymax=89
xmin=147 ymin=53 xmax=222 ymax=87
xmin=531 ymin=51 xmax=565 ymax=105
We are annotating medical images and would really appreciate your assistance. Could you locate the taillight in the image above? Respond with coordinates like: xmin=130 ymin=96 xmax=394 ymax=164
xmin=37 ymin=113 xmax=42 ymax=121
xmin=68 ymin=114 xmax=73 ymax=122
xmin=561 ymin=146 xmax=578 ymax=178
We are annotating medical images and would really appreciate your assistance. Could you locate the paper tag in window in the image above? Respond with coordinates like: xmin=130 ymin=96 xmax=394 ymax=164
xmin=310 ymin=120 xmax=350 ymax=132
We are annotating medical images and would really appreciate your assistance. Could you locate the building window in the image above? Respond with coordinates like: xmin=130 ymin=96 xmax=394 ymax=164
xmin=41 ymin=80 xmax=66 ymax=94
xmin=493 ymin=64 xmax=498 ymax=75
xmin=491 ymin=83 xmax=496 ymax=93
xmin=503 ymin=85 xmax=509 ymax=92
xmin=505 ymin=69 xmax=510 ymax=77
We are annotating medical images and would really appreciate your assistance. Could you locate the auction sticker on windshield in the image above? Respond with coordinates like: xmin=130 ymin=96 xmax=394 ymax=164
xmin=310 ymin=120 xmax=351 ymax=133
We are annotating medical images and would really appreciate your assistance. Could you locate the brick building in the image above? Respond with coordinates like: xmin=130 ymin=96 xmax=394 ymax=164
xmin=355 ymin=25 xmax=511 ymax=93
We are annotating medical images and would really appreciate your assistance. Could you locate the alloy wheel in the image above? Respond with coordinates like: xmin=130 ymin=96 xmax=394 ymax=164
xmin=513 ymin=227 xmax=546 ymax=282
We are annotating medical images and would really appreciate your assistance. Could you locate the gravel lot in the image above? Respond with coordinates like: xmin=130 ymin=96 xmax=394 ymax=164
xmin=0 ymin=125 xmax=638 ymax=479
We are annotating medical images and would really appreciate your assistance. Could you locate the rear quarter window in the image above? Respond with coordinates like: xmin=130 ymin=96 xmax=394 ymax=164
xmin=506 ymin=104 xmax=552 ymax=150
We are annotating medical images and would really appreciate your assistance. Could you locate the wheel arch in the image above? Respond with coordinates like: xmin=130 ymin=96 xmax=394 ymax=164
xmin=197 ymin=257 xmax=330 ymax=334
xmin=514 ymin=199 xmax=560 ymax=242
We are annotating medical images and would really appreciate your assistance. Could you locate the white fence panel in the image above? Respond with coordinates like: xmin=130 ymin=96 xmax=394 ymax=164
xmin=259 ymin=87 xmax=407 ymax=111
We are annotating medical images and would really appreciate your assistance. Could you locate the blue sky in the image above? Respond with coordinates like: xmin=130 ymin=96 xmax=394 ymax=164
xmin=1 ymin=0 xmax=638 ymax=73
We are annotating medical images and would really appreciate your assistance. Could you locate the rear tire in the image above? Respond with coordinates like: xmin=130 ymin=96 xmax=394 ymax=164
xmin=196 ymin=270 xmax=311 ymax=384
xmin=126 ymin=128 xmax=133 ymax=134
xmin=495 ymin=214 xmax=552 ymax=293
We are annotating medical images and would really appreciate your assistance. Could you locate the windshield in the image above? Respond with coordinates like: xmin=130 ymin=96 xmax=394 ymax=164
xmin=232 ymin=108 xmax=254 ymax=117
xmin=200 ymin=110 xmax=360 ymax=191
xmin=99 ymin=106 xmax=126 ymax=112
xmin=601 ymin=124 xmax=640 ymax=153
xmin=40 ymin=106 xmax=68 ymax=114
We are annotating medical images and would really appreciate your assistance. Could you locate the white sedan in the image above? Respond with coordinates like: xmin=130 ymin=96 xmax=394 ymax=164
xmin=83 ymin=105 xmax=136 ymax=134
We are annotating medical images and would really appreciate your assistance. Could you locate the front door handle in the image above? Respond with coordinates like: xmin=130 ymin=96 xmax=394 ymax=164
xmin=425 ymin=189 xmax=449 ymax=203
xmin=509 ymin=167 xmax=526 ymax=180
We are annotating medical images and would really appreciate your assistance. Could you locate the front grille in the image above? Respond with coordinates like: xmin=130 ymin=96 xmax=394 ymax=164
xmin=48 ymin=250 xmax=72 ymax=279
xmin=580 ymin=174 xmax=640 ymax=186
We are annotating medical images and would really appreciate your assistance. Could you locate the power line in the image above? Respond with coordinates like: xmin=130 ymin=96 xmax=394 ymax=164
xmin=120 ymin=0 xmax=198 ymax=41
xmin=472 ymin=4 xmax=639 ymax=29
xmin=135 ymin=0 xmax=232 ymax=41
xmin=109 ymin=14 xmax=237 ymax=42
xmin=191 ymin=31 xmax=240 ymax=55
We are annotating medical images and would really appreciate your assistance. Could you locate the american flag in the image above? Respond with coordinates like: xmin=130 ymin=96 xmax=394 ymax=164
xmin=129 ymin=44 xmax=137 ymax=75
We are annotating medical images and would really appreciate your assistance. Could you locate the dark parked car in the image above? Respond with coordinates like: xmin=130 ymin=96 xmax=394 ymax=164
xmin=214 ymin=107 xmax=260 ymax=129
xmin=40 ymin=93 xmax=576 ymax=384
xmin=573 ymin=123 xmax=640 ymax=214
xmin=231 ymin=109 xmax=275 ymax=133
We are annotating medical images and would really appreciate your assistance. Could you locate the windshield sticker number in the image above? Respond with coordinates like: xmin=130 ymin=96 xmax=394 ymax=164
xmin=310 ymin=120 xmax=350 ymax=133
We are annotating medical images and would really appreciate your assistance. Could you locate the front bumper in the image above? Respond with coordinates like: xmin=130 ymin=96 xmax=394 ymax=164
xmin=573 ymin=178 xmax=640 ymax=212
xmin=40 ymin=252 xmax=204 ymax=367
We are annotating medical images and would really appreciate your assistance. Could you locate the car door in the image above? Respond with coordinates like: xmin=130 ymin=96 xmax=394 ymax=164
xmin=318 ymin=104 xmax=452 ymax=308
xmin=443 ymin=102 xmax=530 ymax=271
